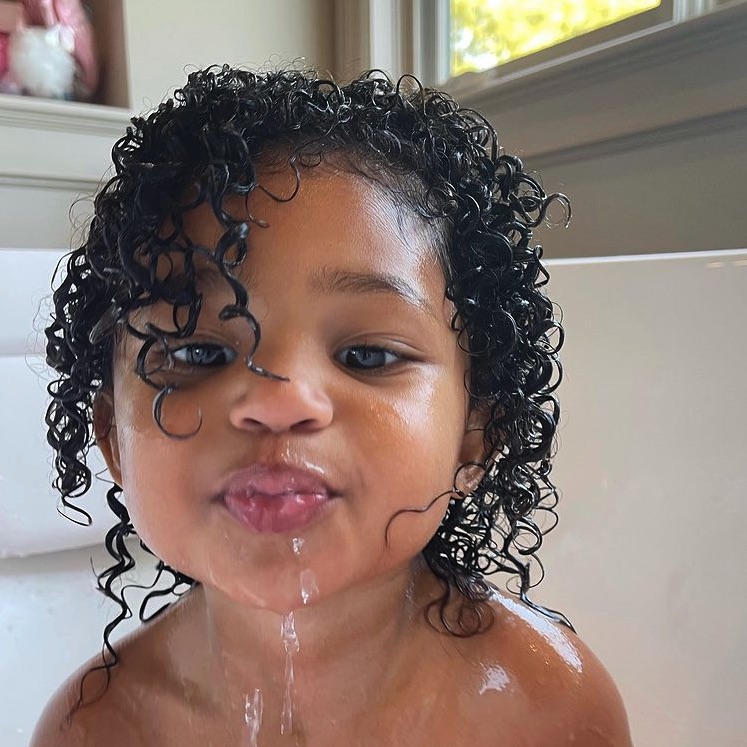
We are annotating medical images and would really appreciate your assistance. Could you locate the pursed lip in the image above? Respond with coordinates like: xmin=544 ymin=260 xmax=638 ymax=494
xmin=220 ymin=463 xmax=339 ymax=534
xmin=221 ymin=463 xmax=337 ymax=500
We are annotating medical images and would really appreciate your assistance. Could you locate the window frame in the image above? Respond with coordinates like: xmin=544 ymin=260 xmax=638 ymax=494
xmin=444 ymin=0 xmax=676 ymax=84
xmin=333 ymin=0 xmax=735 ymax=89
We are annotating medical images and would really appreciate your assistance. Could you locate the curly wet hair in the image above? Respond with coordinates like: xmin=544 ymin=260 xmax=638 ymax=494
xmin=45 ymin=64 xmax=571 ymax=693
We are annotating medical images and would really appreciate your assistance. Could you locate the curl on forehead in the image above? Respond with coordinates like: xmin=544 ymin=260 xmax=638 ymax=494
xmin=139 ymin=164 xmax=431 ymax=269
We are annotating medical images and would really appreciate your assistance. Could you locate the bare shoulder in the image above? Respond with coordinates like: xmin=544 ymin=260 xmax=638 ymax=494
xmin=29 ymin=648 xmax=141 ymax=747
xmin=28 ymin=607 xmax=179 ymax=747
xmin=30 ymin=594 xmax=204 ymax=747
xmin=468 ymin=590 xmax=634 ymax=747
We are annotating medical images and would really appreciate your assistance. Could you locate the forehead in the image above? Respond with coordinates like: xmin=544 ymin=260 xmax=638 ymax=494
xmin=172 ymin=166 xmax=446 ymax=300
xmin=183 ymin=166 xmax=429 ymax=248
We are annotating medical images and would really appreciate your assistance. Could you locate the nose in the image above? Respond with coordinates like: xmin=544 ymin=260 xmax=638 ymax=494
xmin=227 ymin=355 xmax=334 ymax=434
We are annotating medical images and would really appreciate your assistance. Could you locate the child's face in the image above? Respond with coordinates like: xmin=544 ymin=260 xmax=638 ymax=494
xmin=96 ymin=166 xmax=482 ymax=613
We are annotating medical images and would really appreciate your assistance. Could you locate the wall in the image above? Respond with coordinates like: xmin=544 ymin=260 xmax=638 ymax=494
xmin=124 ymin=0 xmax=335 ymax=111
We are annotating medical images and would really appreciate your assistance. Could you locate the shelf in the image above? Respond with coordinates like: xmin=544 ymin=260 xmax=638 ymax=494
xmin=0 ymin=91 xmax=131 ymax=136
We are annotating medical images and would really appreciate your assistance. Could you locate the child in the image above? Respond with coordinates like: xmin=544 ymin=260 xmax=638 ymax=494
xmin=33 ymin=66 xmax=632 ymax=746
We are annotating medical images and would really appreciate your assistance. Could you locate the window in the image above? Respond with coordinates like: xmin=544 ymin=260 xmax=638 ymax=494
xmin=414 ymin=0 xmax=732 ymax=86
xmin=334 ymin=0 xmax=745 ymax=99
xmin=451 ymin=0 xmax=664 ymax=77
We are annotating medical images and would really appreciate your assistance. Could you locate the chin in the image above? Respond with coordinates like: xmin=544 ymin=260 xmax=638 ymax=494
xmin=211 ymin=569 xmax=321 ymax=615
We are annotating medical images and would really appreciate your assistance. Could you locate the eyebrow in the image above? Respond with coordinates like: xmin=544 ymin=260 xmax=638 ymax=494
xmin=163 ymin=263 xmax=438 ymax=318
xmin=309 ymin=267 xmax=436 ymax=317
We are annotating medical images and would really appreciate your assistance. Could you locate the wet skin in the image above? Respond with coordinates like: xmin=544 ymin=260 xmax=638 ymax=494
xmin=32 ymin=168 xmax=633 ymax=746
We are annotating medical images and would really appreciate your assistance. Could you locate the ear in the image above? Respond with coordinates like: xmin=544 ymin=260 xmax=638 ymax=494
xmin=93 ymin=391 xmax=123 ymax=486
xmin=456 ymin=405 xmax=489 ymax=495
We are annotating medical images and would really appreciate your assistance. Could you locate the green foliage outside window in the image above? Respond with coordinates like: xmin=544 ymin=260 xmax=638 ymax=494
xmin=451 ymin=0 xmax=661 ymax=76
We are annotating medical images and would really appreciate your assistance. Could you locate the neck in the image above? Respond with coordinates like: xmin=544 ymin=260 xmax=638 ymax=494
xmin=169 ymin=557 xmax=448 ymax=735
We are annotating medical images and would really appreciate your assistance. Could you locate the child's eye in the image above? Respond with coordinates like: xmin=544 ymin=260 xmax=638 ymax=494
xmin=336 ymin=345 xmax=402 ymax=371
xmin=171 ymin=343 xmax=237 ymax=368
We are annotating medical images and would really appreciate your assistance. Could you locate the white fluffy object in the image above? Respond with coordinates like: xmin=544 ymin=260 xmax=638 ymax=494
xmin=8 ymin=26 xmax=75 ymax=99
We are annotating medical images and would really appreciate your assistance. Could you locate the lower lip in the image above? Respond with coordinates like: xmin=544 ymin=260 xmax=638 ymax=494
xmin=224 ymin=492 xmax=333 ymax=534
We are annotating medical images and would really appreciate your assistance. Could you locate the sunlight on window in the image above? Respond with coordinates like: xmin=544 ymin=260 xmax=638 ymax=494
xmin=451 ymin=0 xmax=662 ymax=76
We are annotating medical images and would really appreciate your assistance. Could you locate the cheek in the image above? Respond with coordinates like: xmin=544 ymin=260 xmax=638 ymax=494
xmin=354 ymin=377 xmax=467 ymax=545
xmin=354 ymin=383 xmax=462 ymax=470
xmin=117 ymin=440 xmax=210 ymax=576
xmin=389 ymin=376 xmax=467 ymax=472
xmin=112 ymin=399 xmax=199 ymax=545
xmin=117 ymin=435 xmax=173 ymax=530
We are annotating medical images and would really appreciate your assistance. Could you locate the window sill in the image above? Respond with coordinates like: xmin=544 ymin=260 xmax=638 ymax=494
xmin=0 ymin=92 xmax=131 ymax=194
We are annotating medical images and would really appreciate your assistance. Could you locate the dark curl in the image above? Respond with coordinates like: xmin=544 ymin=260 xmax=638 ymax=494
xmin=45 ymin=64 xmax=572 ymax=693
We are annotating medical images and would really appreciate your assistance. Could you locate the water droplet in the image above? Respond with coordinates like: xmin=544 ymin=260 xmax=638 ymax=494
xmin=281 ymin=611 xmax=300 ymax=655
xmin=244 ymin=688 xmax=263 ymax=746
xmin=280 ymin=612 xmax=299 ymax=735
xmin=403 ymin=576 xmax=417 ymax=621
xmin=291 ymin=536 xmax=305 ymax=556
xmin=299 ymin=569 xmax=319 ymax=606
xmin=479 ymin=664 xmax=510 ymax=695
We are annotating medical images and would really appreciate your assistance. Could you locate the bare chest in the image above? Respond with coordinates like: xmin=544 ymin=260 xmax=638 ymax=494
xmin=97 ymin=681 xmax=532 ymax=747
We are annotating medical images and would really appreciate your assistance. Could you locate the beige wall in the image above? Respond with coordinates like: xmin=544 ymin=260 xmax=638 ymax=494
xmin=123 ymin=0 xmax=335 ymax=110
xmin=537 ymin=127 xmax=747 ymax=257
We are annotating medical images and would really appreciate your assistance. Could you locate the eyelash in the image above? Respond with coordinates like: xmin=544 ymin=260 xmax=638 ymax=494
xmin=335 ymin=344 xmax=404 ymax=372
xmin=166 ymin=342 xmax=406 ymax=374
xmin=170 ymin=343 xmax=237 ymax=368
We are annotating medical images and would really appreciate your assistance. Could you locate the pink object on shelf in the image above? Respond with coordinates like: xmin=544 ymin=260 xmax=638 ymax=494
xmin=20 ymin=0 xmax=55 ymax=27
xmin=0 ymin=32 xmax=11 ymax=84
xmin=0 ymin=31 xmax=22 ymax=93
xmin=0 ymin=1 xmax=21 ymax=33
xmin=0 ymin=31 xmax=9 ymax=75
xmin=18 ymin=0 xmax=97 ymax=99
xmin=8 ymin=25 xmax=75 ymax=98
